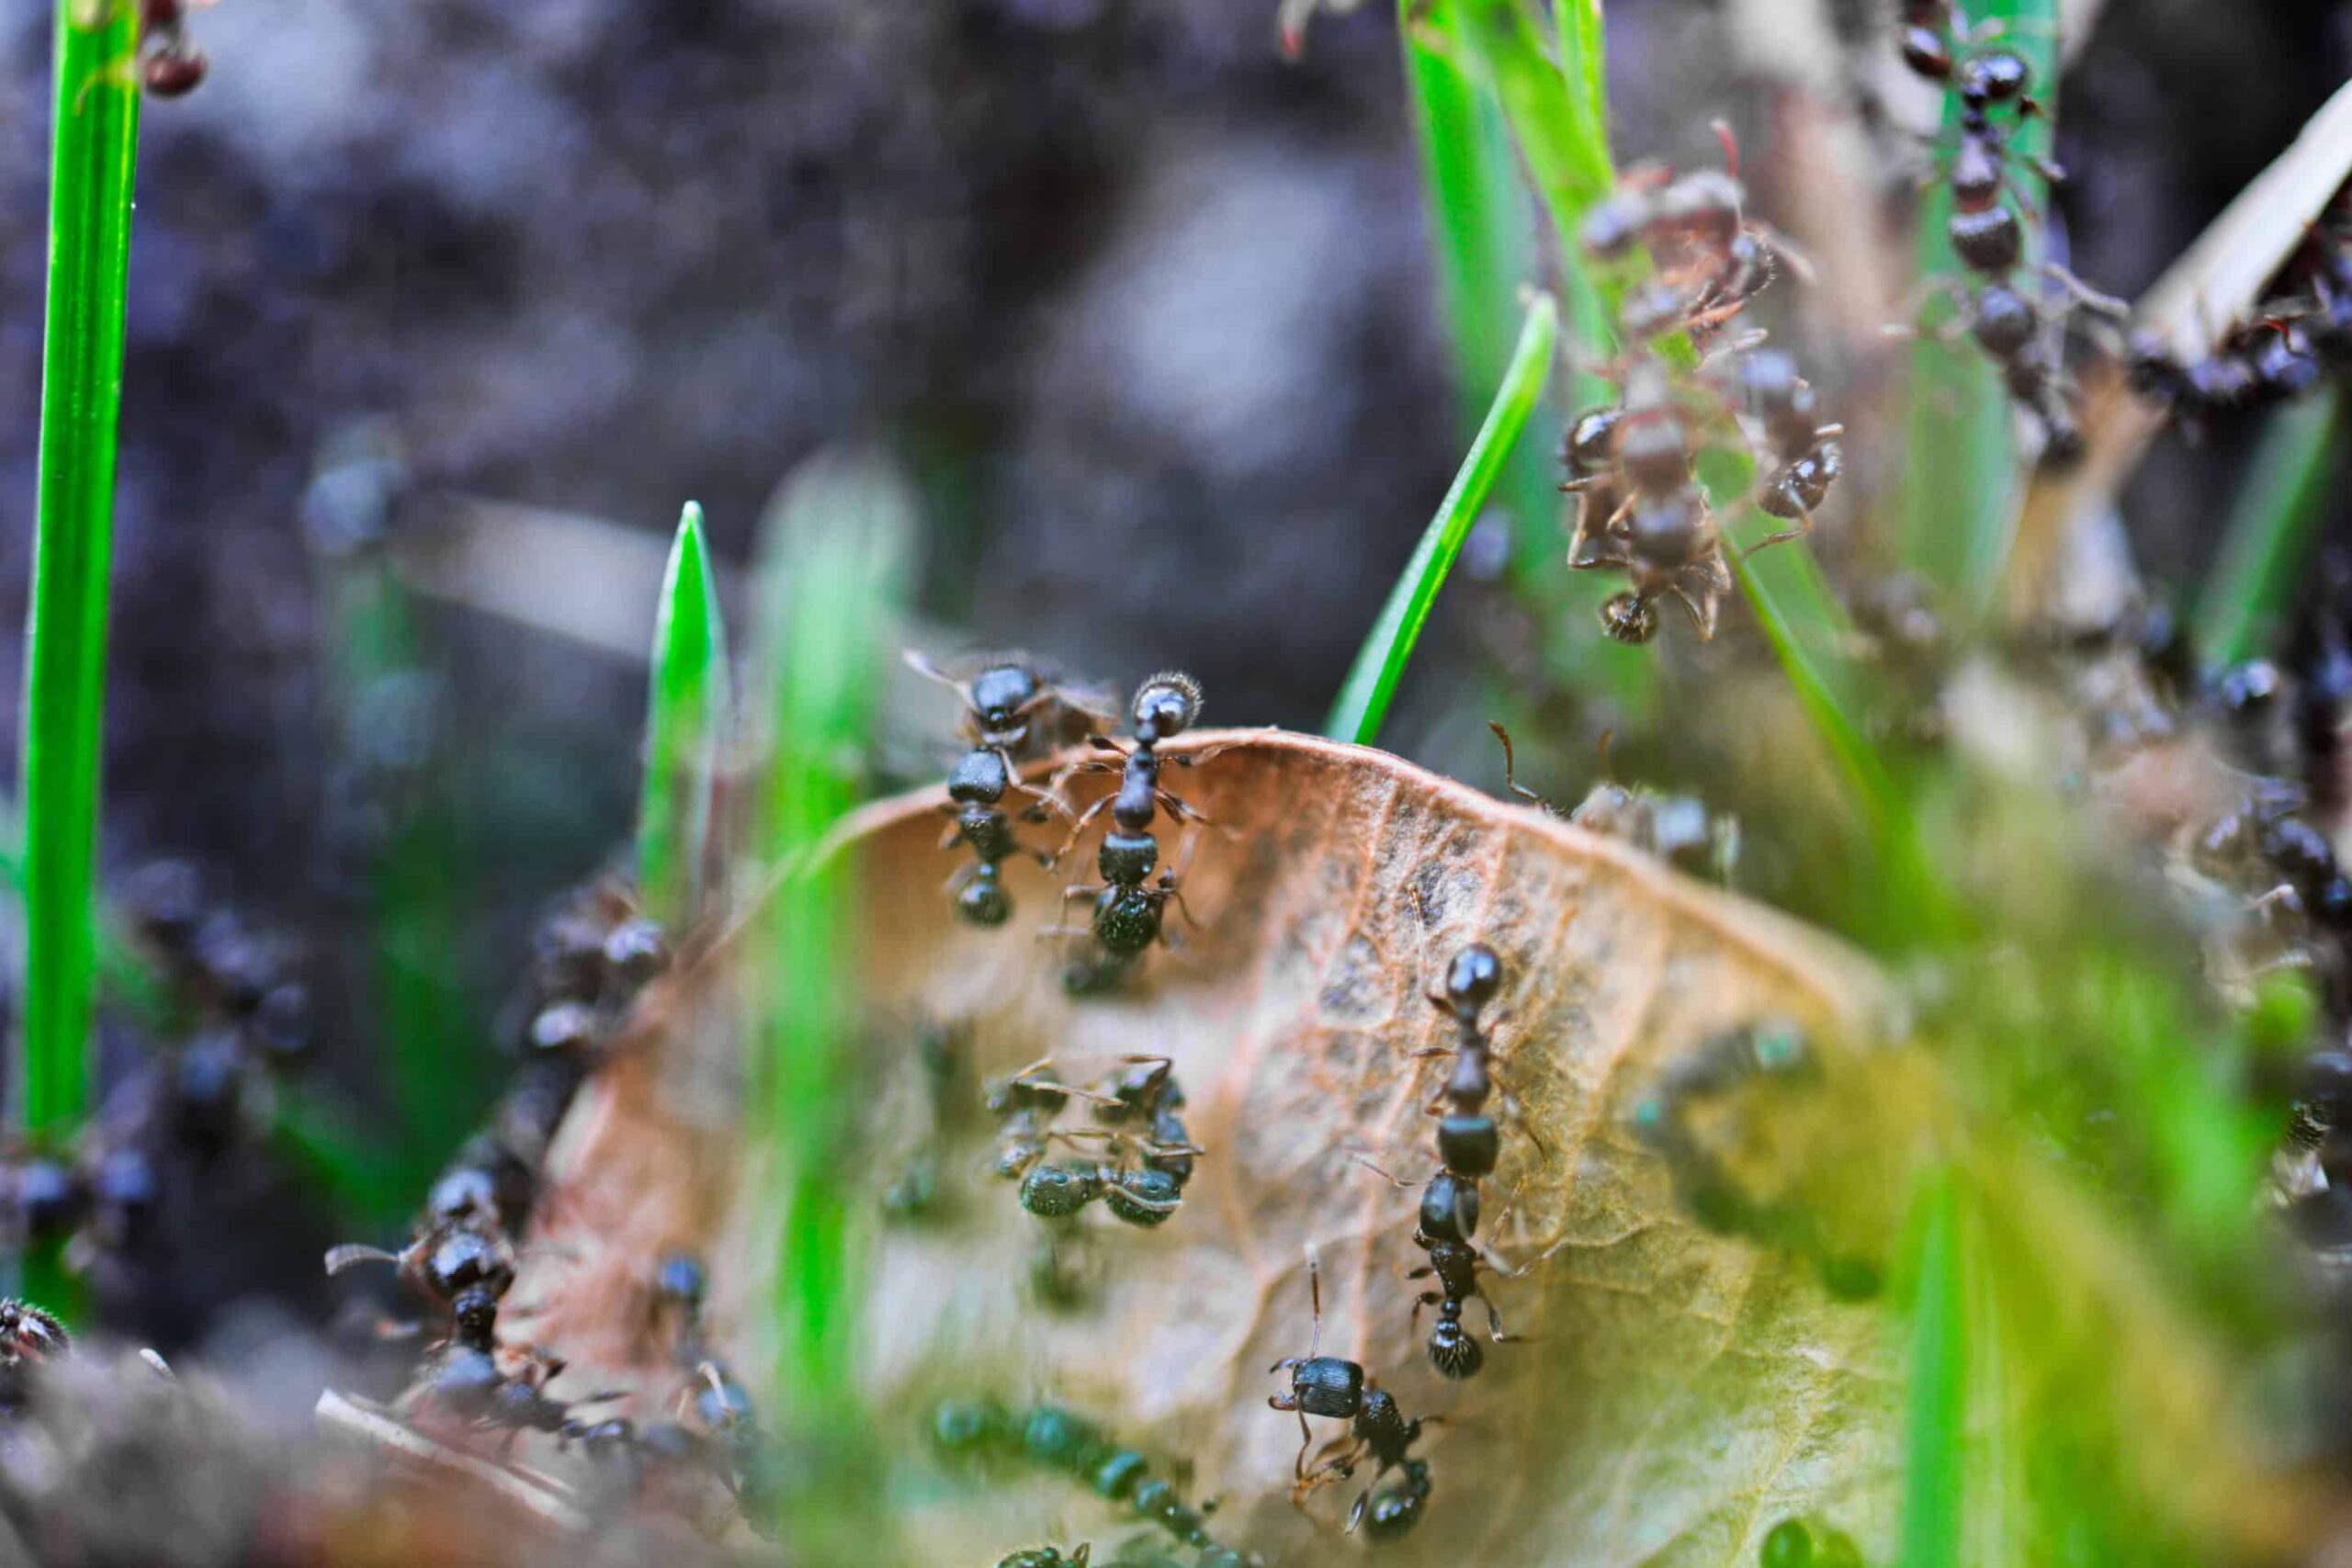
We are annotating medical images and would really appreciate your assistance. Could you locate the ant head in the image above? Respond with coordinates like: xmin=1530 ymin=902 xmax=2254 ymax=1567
xmin=0 ymin=1300 xmax=68 ymax=1364
xmin=968 ymin=661 xmax=1043 ymax=734
xmin=1132 ymin=672 xmax=1203 ymax=742
xmin=1958 ymin=48 xmax=2031 ymax=109
xmin=1599 ymin=591 xmax=1660 ymax=645
xmin=1442 ymin=944 xmax=1504 ymax=1013
xmin=1564 ymin=405 xmax=1621 ymax=476
xmin=1899 ymin=22 xmax=1953 ymax=81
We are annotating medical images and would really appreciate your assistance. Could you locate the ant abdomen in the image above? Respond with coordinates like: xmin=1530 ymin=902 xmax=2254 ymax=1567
xmin=1019 ymin=1162 xmax=1103 ymax=1219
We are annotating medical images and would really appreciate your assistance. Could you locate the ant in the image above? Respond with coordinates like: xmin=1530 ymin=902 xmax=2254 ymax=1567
xmin=1048 ymin=674 xmax=1214 ymax=973
xmin=0 ymin=1299 xmax=69 ymax=1415
xmin=885 ymin=1021 xmax=971 ymax=1224
xmin=1493 ymin=721 xmax=1741 ymax=883
xmin=324 ymin=1209 xmax=518 ymax=1313
xmin=995 ymin=1056 xmax=1204 ymax=1227
xmin=1723 ymin=350 xmax=1847 ymax=550
xmin=1266 ymin=1247 xmax=1435 ymax=1537
xmin=908 ymin=651 xmax=1110 ymax=928
xmin=138 ymin=0 xmax=207 ymax=96
xmin=1560 ymin=355 xmax=1735 ymax=645
xmin=1405 ymin=945 xmax=1525 ymax=1379
xmin=1580 ymin=127 xmax=1807 ymax=350
xmin=998 ymin=1550 xmax=1091 ymax=1568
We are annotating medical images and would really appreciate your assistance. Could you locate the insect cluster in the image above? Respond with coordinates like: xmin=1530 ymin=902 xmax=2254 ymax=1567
xmin=933 ymin=1398 xmax=1258 ymax=1568
xmin=3 ymin=862 xmax=312 ymax=1291
xmin=1564 ymin=137 xmax=1843 ymax=644
xmin=1892 ymin=3 xmax=2136 ymax=461
xmin=312 ymin=879 xmax=788 ymax=1537
xmin=2128 ymin=191 xmax=2352 ymax=428
xmin=913 ymin=654 xmax=1214 ymax=994
xmin=994 ymin=1055 xmax=1201 ymax=1231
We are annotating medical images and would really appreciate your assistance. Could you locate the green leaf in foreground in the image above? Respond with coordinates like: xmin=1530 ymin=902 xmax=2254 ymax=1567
xmin=750 ymin=448 xmax=912 ymax=1550
xmin=1901 ymin=1170 xmax=1967 ymax=1568
xmin=638 ymin=502 xmax=731 ymax=929
xmin=2192 ymin=386 xmax=2343 ymax=667
xmin=1324 ymin=290 xmax=1557 ymax=744
xmin=17 ymin=0 xmax=143 ymax=1145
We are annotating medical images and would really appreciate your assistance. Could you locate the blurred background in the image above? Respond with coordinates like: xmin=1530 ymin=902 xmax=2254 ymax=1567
xmin=0 ymin=0 xmax=2346 ymax=1353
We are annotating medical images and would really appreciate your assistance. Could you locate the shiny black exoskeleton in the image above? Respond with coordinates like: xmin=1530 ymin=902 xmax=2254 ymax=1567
xmin=1265 ymin=1249 xmax=1434 ymax=1540
xmin=1054 ymin=675 xmax=1211 ymax=975
xmin=910 ymin=651 xmax=1114 ymax=928
xmin=1396 ymin=944 xmax=1523 ymax=1380
xmin=1000 ymin=1056 xmax=1203 ymax=1229
xmin=1729 ymin=350 xmax=1847 ymax=550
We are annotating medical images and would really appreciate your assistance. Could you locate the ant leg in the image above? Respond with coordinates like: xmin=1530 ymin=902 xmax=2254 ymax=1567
xmin=1744 ymin=506 xmax=1815 ymax=554
xmin=1154 ymin=788 xmax=1213 ymax=826
xmin=2041 ymin=262 xmax=2130 ymax=319
xmin=1052 ymin=795 xmax=1116 ymax=863
xmin=1556 ymin=473 xmax=1611 ymax=494
xmin=323 ymin=1244 xmax=403 ymax=1275
xmin=1487 ymin=721 xmax=1557 ymax=811
xmin=1349 ymin=1153 xmax=1427 ymax=1190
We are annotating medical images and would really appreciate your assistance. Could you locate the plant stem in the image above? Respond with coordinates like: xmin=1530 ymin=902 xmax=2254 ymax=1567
xmin=17 ymin=0 xmax=141 ymax=1146
xmin=1894 ymin=0 xmax=2057 ymax=617
xmin=2192 ymin=387 xmax=2344 ymax=667
xmin=1326 ymin=291 xmax=1557 ymax=744
xmin=638 ymin=503 xmax=730 ymax=930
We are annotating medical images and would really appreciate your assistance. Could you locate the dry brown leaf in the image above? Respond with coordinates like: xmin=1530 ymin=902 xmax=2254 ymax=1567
xmin=526 ymin=728 xmax=1909 ymax=1565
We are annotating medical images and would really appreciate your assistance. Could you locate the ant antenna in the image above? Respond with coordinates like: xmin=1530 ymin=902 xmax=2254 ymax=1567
xmin=1305 ymin=1243 xmax=1325 ymax=1358
xmin=1710 ymin=118 xmax=1741 ymax=180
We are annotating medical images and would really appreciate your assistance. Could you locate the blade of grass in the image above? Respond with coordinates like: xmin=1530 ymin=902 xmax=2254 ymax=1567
xmin=638 ymin=502 xmax=730 ymax=929
xmin=1902 ymin=1168 xmax=1968 ymax=1568
xmin=1325 ymin=290 xmax=1557 ymax=744
xmin=2192 ymin=387 xmax=2344 ymax=666
xmin=1397 ymin=1 xmax=1653 ymax=711
xmin=751 ymin=449 xmax=912 ymax=1545
xmin=17 ymin=0 xmax=142 ymax=1147
xmin=1441 ymin=0 xmax=1613 ymax=403
xmin=1894 ymin=0 xmax=2056 ymax=617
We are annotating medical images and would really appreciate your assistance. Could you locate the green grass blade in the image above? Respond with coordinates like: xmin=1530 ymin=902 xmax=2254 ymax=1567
xmin=638 ymin=502 xmax=730 ymax=929
xmin=16 ymin=0 xmax=142 ymax=1144
xmin=750 ymin=449 xmax=911 ymax=1549
xmin=1894 ymin=0 xmax=2055 ymax=617
xmin=1446 ymin=0 xmax=1614 ymax=401
xmin=2192 ymin=386 xmax=2344 ymax=666
xmin=1902 ymin=1169 xmax=1969 ymax=1568
xmin=1325 ymin=290 xmax=1557 ymax=744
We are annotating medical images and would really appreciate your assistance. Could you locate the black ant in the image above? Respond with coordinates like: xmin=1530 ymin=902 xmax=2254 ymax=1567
xmin=1266 ymin=1247 xmax=1434 ymax=1538
xmin=992 ymin=1056 xmax=1204 ymax=1227
xmin=1560 ymin=355 xmax=1735 ymax=645
xmin=324 ymin=1210 xmax=518 ymax=1313
xmin=1580 ymin=127 xmax=1807 ymax=350
xmin=136 ymin=0 xmax=207 ymax=97
xmin=0 ymin=1299 xmax=69 ymax=1415
xmin=908 ymin=651 xmax=1109 ymax=927
xmin=1724 ymin=349 xmax=1847 ymax=550
xmin=1047 ymin=674 xmax=1214 ymax=973
xmin=1492 ymin=722 xmax=1742 ymax=883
